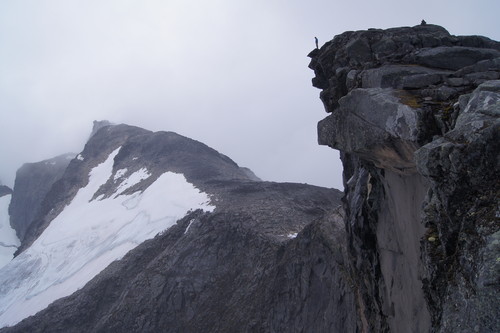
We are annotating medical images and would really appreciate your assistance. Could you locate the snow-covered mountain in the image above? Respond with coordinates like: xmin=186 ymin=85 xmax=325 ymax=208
xmin=0 ymin=122 xmax=348 ymax=331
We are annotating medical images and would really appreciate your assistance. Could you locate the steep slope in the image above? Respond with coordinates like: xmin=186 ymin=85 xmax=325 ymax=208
xmin=309 ymin=24 xmax=499 ymax=332
xmin=0 ymin=185 xmax=19 ymax=269
xmin=0 ymin=122 xmax=352 ymax=332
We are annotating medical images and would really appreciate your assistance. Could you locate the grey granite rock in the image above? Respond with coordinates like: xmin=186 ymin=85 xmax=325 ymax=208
xmin=318 ymin=87 xmax=420 ymax=173
xmin=413 ymin=46 xmax=500 ymax=70
xmin=309 ymin=24 xmax=499 ymax=332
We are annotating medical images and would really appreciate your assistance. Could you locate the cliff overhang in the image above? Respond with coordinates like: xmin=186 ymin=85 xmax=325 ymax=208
xmin=309 ymin=24 xmax=499 ymax=332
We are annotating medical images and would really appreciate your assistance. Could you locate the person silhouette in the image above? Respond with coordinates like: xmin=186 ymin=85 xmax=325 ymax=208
xmin=421 ymin=19 xmax=427 ymax=25
xmin=315 ymin=37 xmax=319 ymax=49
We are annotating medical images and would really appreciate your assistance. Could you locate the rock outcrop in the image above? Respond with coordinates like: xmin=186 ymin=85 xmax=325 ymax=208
xmin=309 ymin=24 xmax=499 ymax=332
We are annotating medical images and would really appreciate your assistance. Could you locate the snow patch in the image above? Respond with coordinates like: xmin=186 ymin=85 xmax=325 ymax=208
xmin=76 ymin=154 xmax=84 ymax=161
xmin=287 ymin=232 xmax=298 ymax=239
xmin=184 ymin=219 xmax=196 ymax=234
xmin=114 ymin=168 xmax=127 ymax=181
xmin=115 ymin=168 xmax=150 ymax=195
xmin=0 ymin=147 xmax=215 ymax=328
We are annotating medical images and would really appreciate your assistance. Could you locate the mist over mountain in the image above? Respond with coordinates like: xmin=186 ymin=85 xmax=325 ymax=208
xmin=0 ymin=23 xmax=498 ymax=333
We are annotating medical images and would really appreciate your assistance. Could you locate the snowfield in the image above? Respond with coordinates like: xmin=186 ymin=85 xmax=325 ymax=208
xmin=0 ymin=194 xmax=20 ymax=269
xmin=0 ymin=147 xmax=215 ymax=328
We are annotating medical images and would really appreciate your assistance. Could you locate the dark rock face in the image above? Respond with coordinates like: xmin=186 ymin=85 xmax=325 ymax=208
xmin=8 ymin=153 xmax=74 ymax=243
xmin=309 ymin=24 xmax=499 ymax=332
xmin=2 ymin=122 xmax=355 ymax=332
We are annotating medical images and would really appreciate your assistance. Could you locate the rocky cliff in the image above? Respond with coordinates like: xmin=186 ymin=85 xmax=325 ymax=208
xmin=309 ymin=24 xmax=499 ymax=332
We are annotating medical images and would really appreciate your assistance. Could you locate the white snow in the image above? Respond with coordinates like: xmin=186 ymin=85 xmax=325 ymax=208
xmin=76 ymin=154 xmax=84 ymax=161
xmin=0 ymin=194 xmax=20 ymax=269
xmin=287 ymin=232 xmax=298 ymax=239
xmin=114 ymin=167 xmax=150 ymax=195
xmin=184 ymin=219 xmax=196 ymax=234
xmin=113 ymin=168 xmax=128 ymax=181
xmin=0 ymin=147 xmax=214 ymax=328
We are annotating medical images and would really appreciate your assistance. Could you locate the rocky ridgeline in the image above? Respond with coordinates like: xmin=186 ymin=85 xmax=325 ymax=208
xmin=309 ymin=24 xmax=499 ymax=332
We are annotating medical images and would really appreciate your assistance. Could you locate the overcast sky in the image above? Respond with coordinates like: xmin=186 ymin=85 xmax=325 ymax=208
xmin=0 ymin=0 xmax=498 ymax=189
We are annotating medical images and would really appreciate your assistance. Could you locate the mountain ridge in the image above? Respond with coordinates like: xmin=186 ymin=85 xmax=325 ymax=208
xmin=0 ymin=121 xmax=347 ymax=331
